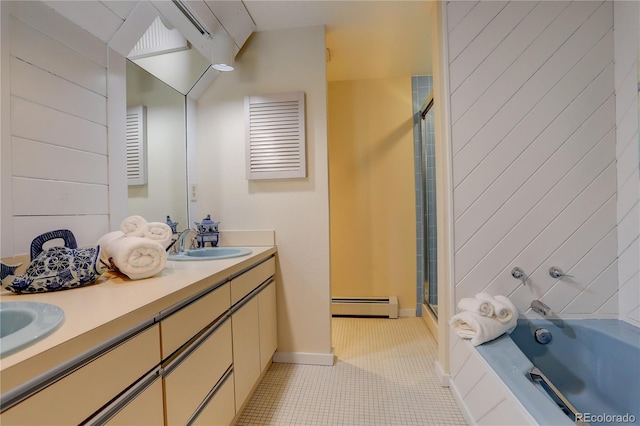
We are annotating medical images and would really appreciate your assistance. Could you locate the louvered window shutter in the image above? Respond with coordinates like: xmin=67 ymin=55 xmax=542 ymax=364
xmin=126 ymin=105 xmax=148 ymax=186
xmin=245 ymin=91 xmax=306 ymax=180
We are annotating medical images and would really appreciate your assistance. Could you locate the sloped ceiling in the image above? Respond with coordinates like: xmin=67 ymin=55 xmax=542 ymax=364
xmin=44 ymin=0 xmax=431 ymax=83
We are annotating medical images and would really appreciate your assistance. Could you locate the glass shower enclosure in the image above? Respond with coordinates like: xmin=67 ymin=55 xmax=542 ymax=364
xmin=420 ymin=93 xmax=438 ymax=317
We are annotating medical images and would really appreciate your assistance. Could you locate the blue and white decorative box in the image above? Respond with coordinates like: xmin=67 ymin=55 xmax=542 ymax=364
xmin=194 ymin=215 xmax=219 ymax=247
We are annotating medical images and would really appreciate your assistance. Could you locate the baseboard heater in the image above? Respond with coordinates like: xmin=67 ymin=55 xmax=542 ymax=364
xmin=331 ymin=297 xmax=398 ymax=319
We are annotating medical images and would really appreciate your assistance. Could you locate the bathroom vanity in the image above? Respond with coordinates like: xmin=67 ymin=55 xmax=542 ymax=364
xmin=0 ymin=246 xmax=277 ymax=425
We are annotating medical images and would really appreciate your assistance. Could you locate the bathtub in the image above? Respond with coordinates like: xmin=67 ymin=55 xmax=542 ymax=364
xmin=476 ymin=319 xmax=640 ymax=425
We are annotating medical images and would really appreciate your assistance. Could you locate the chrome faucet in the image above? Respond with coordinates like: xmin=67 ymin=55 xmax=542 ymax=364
xmin=530 ymin=300 xmax=551 ymax=316
xmin=170 ymin=228 xmax=197 ymax=254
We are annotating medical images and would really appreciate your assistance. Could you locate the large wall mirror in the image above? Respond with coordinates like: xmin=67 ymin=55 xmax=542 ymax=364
xmin=125 ymin=16 xmax=211 ymax=232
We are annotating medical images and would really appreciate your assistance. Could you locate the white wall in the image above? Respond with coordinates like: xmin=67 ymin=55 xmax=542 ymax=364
xmin=443 ymin=1 xmax=639 ymax=422
xmin=613 ymin=1 xmax=640 ymax=327
xmin=448 ymin=1 xmax=619 ymax=318
xmin=1 ymin=1 xmax=112 ymax=256
xmin=195 ymin=27 xmax=332 ymax=363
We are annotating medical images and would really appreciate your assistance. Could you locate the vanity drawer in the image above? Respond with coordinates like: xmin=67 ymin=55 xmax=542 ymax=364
xmin=104 ymin=379 xmax=164 ymax=426
xmin=160 ymin=282 xmax=230 ymax=358
xmin=0 ymin=324 xmax=160 ymax=426
xmin=164 ymin=319 xmax=233 ymax=425
xmin=192 ymin=371 xmax=236 ymax=426
xmin=230 ymin=257 xmax=275 ymax=305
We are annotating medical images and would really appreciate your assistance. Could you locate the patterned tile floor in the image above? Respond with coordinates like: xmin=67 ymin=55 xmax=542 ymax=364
xmin=235 ymin=317 xmax=467 ymax=425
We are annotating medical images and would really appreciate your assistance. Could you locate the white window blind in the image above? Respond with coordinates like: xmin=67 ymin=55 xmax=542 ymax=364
xmin=126 ymin=105 xmax=147 ymax=186
xmin=244 ymin=91 xmax=306 ymax=180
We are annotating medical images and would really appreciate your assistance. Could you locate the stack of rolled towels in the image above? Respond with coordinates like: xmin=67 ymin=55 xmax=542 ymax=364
xmin=449 ymin=293 xmax=518 ymax=346
xmin=97 ymin=215 xmax=173 ymax=280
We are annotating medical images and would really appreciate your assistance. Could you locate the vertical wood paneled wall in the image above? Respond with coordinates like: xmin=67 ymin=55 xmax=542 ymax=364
xmin=447 ymin=1 xmax=619 ymax=317
xmin=613 ymin=1 xmax=640 ymax=327
xmin=2 ymin=1 xmax=115 ymax=255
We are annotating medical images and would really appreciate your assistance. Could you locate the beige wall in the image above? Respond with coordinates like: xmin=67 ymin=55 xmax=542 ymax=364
xmin=195 ymin=26 xmax=332 ymax=363
xmin=328 ymin=77 xmax=417 ymax=313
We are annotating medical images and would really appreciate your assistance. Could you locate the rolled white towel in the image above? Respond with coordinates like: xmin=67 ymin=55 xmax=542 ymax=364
xmin=143 ymin=222 xmax=173 ymax=249
xmin=458 ymin=297 xmax=494 ymax=317
xmin=97 ymin=231 xmax=125 ymax=266
xmin=97 ymin=232 xmax=166 ymax=280
xmin=476 ymin=293 xmax=517 ymax=323
xmin=120 ymin=215 xmax=148 ymax=237
xmin=494 ymin=295 xmax=518 ymax=322
xmin=449 ymin=311 xmax=517 ymax=346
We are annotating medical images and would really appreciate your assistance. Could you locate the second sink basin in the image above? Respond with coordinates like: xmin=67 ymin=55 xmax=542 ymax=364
xmin=0 ymin=301 xmax=65 ymax=358
xmin=168 ymin=247 xmax=252 ymax=261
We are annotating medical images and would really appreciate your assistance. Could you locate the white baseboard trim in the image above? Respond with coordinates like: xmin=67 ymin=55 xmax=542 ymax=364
xmin=273 ymin=350 xmax=335 ymax=366
xmin=435 ymin=361 xmax=450 ymax=387
xmin=399 ymin=308 xmax=416 ymax=317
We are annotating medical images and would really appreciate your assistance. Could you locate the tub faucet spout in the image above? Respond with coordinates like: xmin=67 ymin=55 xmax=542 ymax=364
xmin=531 ymin=300 xmax=551 ymax=316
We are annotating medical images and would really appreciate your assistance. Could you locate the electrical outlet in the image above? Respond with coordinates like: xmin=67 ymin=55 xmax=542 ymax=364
xmin=190 ymin=183 xmax=198 ymax=202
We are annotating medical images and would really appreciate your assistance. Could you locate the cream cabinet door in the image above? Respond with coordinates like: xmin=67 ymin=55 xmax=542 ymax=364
xmin=105 ymin=379 xmax=164 ymax=426
xmin=192 ymin=372 xmax=236 ymax=426
xmin=230 ymin=257 xmax=275 ymax=305
xmin=231 ymin=297 xmax=260 ymax=413
xmin=258 ymin=281 xmax=277 ymax=372
xmin=164 ymin=320 xmax=233 ymax=425
xmin=0 ymin=325 xmax=161 ymax=426
xmin=160 ymin=283 xmax=230 ymax=358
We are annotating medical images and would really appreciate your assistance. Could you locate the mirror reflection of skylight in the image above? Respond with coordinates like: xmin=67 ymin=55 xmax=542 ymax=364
xmin=127 ymin=15 xmax=211 ymax=96
xmin=128 ymin=16 xmax=189 ymax=60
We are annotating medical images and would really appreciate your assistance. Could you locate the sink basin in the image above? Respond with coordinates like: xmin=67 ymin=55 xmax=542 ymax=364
xmin=168 ymin=247 xmax=252 ymax=261
xmin=0 ymin=301 xmax=65 ymax=358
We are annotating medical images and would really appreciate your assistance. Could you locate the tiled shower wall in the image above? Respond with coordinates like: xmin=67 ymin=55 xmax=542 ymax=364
xmin=447 ymin=1 xmax=619 ymax=317
xmin=412 ymin=76 xmax=437 ymax=316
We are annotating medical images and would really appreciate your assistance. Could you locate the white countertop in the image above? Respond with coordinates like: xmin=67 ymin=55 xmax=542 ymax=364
xmin=0 ymin=246 xmax=276 ymax=390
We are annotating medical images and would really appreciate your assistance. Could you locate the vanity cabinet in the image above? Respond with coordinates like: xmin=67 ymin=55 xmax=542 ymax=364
xmin=232 ymin=296 xmax=261 ymax=410
xmin=0 ymin=324 xmax=161 ymax=426
xmin=258 ymin=281 xmax=278 ymax=372
xmin=0 ymin=251 xmax=278 ymax=426
xmin=163 ymin=319 xmax=233 ymax=424
xmin=230 ymin=257 xmax=277 ymax=413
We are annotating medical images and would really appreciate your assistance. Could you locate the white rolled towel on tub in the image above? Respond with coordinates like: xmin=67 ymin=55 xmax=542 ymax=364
xmin=143 ymin=222 xmax=173 ymax=249
xmin=120 ymin=215 xmax=148 ymax=237
xmin=476 ymin=293 xmax=517 ymax=323
xmin=458 ymin=297 xmax=494 ymax=317
xmin=449 ymin=311 xmax=517 ymax=346
xmin=97 ymin=232 xmax=166 ymax=280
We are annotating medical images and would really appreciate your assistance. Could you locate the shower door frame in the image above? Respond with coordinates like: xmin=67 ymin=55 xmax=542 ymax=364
xmin=419 ymin=93 xmax=438 ymax=318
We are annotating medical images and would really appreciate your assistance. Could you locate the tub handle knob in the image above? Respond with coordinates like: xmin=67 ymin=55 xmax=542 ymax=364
xmin=511 ymin=267 xmax=526 ymax=284
xmin=549 ymin=266 xmax=573 ymax=279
